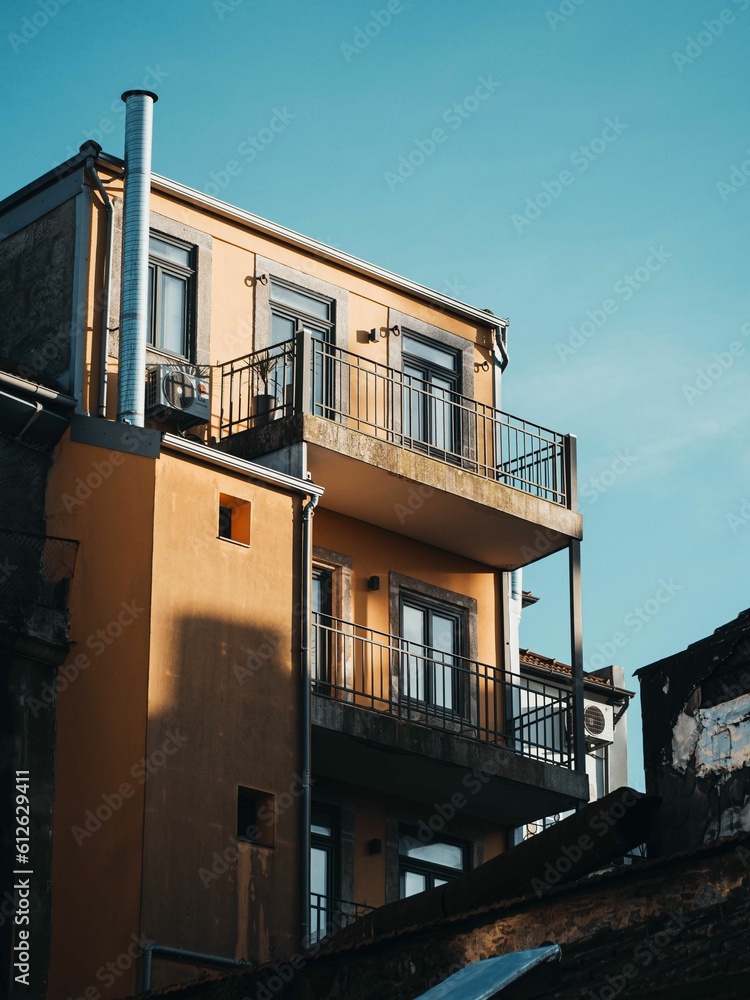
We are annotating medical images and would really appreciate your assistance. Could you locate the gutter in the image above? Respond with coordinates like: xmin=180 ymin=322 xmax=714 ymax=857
xmin=521 ymin=661 xmax=634 ymax=700
xmin=93 ymin=153 xmax=509 ymax=335
xmin=0 ymin=370 xmax=77 ymax=410
xmin=161 ymin=434 xmax=324 ymax=499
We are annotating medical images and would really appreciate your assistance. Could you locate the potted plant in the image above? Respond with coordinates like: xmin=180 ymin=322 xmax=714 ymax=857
xmin=251 ymin=348 xmax=281 ymax=426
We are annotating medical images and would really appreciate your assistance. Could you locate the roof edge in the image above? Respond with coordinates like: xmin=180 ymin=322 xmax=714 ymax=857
xmin=94 ymin=152 xmax=508 ymax=333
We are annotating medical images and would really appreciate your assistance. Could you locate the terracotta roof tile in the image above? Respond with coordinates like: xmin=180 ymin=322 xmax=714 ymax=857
xmin=519 ymin=649 xmax=612 ymax=686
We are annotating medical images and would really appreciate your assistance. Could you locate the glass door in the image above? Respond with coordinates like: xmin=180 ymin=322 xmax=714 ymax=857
xmin=402 ymin=332 xmax=460 ymax=459
xmin=400 ymin=597 xmax=465 ymax=716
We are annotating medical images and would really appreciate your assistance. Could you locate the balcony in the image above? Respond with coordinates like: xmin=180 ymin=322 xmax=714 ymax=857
xmin=218 ymin=335 xmax=582 ymax=569
xmin=311 ymin=616 xmax=588 ymax=826
xmin=309 ymin=893 xmax=373 ymax=945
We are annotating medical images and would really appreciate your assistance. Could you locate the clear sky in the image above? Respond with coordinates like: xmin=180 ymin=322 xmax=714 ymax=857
xmin=2 ymin=0 xmax=749 ymax=786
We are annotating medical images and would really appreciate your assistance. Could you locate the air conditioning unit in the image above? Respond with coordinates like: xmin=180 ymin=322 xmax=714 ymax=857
xmin=583 ymin=700 xmax=614 ymax=746
xmin=146 ymin=364 xmax=210 ymax=427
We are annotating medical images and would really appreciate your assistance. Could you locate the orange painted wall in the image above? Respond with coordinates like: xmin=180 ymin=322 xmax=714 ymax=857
xmin=312 ymin=508 xmax=501 ymax=668
xmin=140 ymin=450 xmax=303 ymax=983
xmin=44 ymin=434 xmax=156 ymax=1000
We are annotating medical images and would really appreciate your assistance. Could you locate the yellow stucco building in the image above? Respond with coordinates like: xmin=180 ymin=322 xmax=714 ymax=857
xmin=0 ymin=92 xmax=598 ymax=999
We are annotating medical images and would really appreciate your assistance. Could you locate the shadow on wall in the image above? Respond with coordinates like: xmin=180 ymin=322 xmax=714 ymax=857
xmin=139 ymin=612 xmax=302 ymax=990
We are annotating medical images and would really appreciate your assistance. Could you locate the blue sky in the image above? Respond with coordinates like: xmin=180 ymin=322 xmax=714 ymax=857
xmin=3 ymin=0 xmax=749 ymax=786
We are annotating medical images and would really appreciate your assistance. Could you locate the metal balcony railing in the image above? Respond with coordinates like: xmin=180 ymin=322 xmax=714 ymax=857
xmin=0 ymin=528 xmax=79 ymax=614
xmin=219 ymin=333 xmax=573 ymax=507
xmin=309 ymin=893 xmax=373 ymax=945
xmin=312 ymin=615 xmax=574 ymax=767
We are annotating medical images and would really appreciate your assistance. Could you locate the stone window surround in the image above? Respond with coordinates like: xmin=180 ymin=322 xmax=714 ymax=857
xmin=253 ymin=255 xmax=349 ymax=354
xmin=389 ymin=571 xmax=480 ymax=729
xmin=386 ymin=309 xmax=476 ymax=460
xmin=389 ymin=572 xmax=479 ymax=667
xmin=310 ymin=784 xmax=356 ymax=909
xmin=312 ymin=546 xmax=353 ymax=624
xmin=107 ymin=207 xmax=213 ymax=369
xmin=312 ymin=546 xmax=354 ymax=694
xmin=386 ymin=308 xmax=475 ymax=403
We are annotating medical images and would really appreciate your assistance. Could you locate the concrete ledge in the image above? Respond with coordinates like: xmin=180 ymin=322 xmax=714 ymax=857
xmin=312 ymin=697 xmax=588 ymax=826
xmin=219 ymin=415 xmax=582 ymax=569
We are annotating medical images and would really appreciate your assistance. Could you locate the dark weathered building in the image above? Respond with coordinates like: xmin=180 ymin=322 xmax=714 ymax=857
xmin=637 ymin=608 xmax=750 ymax=857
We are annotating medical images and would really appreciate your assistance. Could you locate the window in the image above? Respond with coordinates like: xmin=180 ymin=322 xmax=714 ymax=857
xmin=402 ymin=331 xmax=461 ymax=457
xmin=312 ymin=566 xmax=334 ymax=691
xmin=236 ymin=786 xmax=274 ymax=846
xmin=148 ymin=233 xmax=195 ymax=357
xmin=310 ymin=805 xmax=338 ymax=942
xmin=218 ymin=493 xmax=251 ymax=545
xmin=591 ymin=744 xmax=609 ymax=799
xmin=398 ymin=827 xmax=467 ymax=898
xmin=400 ymin=594 xmax=466 ymax=716
xmin=269 ymin=279 xmax=334 ymax=412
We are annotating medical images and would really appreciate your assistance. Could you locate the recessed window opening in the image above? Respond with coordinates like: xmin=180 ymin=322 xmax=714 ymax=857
xmin=218 ymin=493 xmax=251 ymax=545
xmin=237 ymin=786 xmax=274 ymax=846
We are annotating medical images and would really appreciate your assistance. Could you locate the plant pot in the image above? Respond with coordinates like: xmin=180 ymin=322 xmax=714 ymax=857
xmin=251 ymin=393 xmax=280 ymax=427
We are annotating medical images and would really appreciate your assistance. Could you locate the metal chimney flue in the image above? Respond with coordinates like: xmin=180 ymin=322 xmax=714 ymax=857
xmin=117 ymin=89 xmax=158 ymax=426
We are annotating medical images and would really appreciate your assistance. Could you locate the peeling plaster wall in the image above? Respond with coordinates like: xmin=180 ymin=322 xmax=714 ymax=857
xmin=639 ymin=614 xmax=750 ymax=856
xmin=693 ymin=695 xmax=750 ymax=777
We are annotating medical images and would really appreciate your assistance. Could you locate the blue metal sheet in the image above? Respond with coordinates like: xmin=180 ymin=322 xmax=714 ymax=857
xmin=414 ymin=945 xmax=561 ymax=1000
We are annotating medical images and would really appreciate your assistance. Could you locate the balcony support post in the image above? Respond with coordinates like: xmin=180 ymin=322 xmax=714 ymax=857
xmin=569 ymin=538 xmax=586 ymax=779
xmin=294 ymin=328 xmax=312 ymax=415
xmin=564 ymin=433 xmax=578 ymax=511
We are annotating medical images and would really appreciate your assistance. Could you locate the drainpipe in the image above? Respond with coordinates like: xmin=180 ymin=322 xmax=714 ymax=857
xmin=300 ymin=492 xmax=319 ymax=949
xmin=83 ymin=144 xmax=115 ymax=418
xmin=493 ymin=325 xmax=509 ymax=372
xmin=141 ymin=944 xmax=252 ymax=993
xmin=508 ymin=568 xmax=522 ymax=679
xmin=117 ymin=90 xmax=158 ymax=426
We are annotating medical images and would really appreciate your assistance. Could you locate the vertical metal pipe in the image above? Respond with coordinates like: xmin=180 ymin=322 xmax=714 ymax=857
xmin=84 ymin=150 xmax=115 ymax=418
xmin=569 ymin=538 xmax=586 ymax=777
xmin=300 ymin=492 xmax=318 ymax=949
xmin=117 ymin=90 xmax=158 ymax=426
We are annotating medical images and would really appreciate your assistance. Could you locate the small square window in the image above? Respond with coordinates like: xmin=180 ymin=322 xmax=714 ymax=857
xmin=218 ymin=494 xmax=251 ymax=545
xmin=237 ymin=786 xmax=274 ymax=846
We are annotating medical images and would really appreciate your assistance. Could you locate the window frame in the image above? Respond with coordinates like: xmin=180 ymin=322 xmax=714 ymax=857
xmin=401 ymin=329 xmax=463 ymax=459
xmin=253 ymin=256 xmax=350 ymax=419
xmin=109 ymin=209 xmax=212 ymax=374
xmin=312 ymin=547 xmax=353 ymax=697
xmin=147 ymin=231 xmax=196 ymax=360
xmin=387 ymin=310 xmax=476 ymax=465
xmin=389 ymin=573 xmax=478 ymax=725
xmin=399 ymin=591 xmax=468 ymax=717
xmin=385 ymin=808 xmax=484 ymax=904
xmin=398 ymin=825 xmax=469 ymax=898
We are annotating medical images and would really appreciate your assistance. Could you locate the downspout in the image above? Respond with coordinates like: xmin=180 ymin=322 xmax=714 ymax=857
xmin=83 ymin=146 xmax=115 ymax=418
xmin=508 ymin=568 xmax=522 ymax=679
xmin=493 ymin=324 xmax=509 ymax=372
xmin=117 ymin=90 xmax=158 ymax=427
xmin=300 ymin=492 xmax=319 ymax=949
